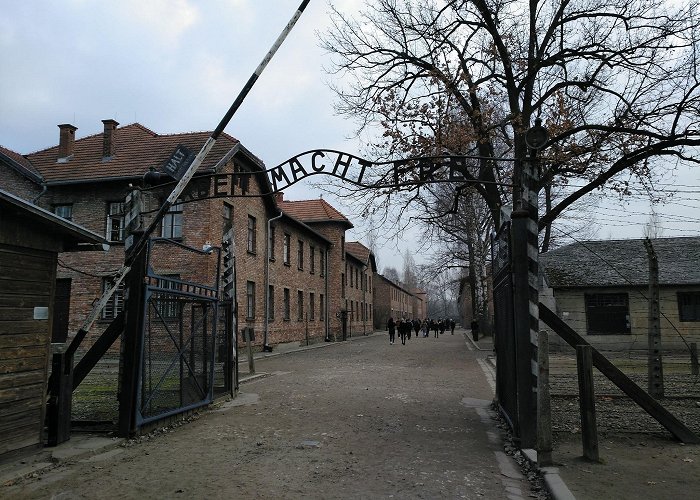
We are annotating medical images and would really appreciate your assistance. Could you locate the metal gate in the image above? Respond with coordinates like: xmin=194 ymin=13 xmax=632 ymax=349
xmin=491 ymin=221 xmax=518 ymax=433
xmin=134 ymin=238 xmax=222 ymax=428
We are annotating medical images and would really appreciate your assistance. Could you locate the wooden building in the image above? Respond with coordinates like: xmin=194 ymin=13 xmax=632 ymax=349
xmin=0 ymin=189 xmax=106 ymax=459
xmin=540 ymin=237 xmax=700 ymax=352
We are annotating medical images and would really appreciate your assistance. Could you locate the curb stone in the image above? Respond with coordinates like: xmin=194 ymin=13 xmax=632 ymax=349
xmin=523 ymin=449 xmax=576 ymax=500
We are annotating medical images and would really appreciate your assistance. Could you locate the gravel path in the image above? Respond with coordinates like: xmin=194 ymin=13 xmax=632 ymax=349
xmin=4 ymin=331 xmax=542 ymax=499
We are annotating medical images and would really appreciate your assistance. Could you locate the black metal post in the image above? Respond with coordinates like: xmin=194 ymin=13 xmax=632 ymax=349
xmin=511 ymin=210 xmax=537 ymax=448
xmin=117 ymin=237 xmax=148 ymax=438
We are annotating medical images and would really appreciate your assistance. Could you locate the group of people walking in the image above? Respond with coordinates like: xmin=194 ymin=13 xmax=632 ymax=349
xmin=386 ymin=317 xmax=456 ymax=345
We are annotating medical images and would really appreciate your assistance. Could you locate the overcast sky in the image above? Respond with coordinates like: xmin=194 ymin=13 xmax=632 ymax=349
xmin=1 ymin=1 xmax=698 ymax=273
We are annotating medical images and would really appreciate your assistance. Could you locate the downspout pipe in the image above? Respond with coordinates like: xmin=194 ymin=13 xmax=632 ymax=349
xmin=362 ymin=255 xmax=370 ymax=335
xmin=324 ymin=242 xmax=330 ymax=341
xmin=264 ymin=210 xmax=283 ymax=349
xmin=32 ymin=183 xmax=48 ymax=204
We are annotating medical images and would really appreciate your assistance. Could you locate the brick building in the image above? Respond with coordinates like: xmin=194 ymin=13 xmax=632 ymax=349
xmin=412 ymin=288 xmax=427 ymax=320
xmin=0 ymin=120 xmax=376 ymax=353
xmin=277 ymin=200 xmax=377 ymax=338
xmin=373 ymin=274 xmax=418 ymax=329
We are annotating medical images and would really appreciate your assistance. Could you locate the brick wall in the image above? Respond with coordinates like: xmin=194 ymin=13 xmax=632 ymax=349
xmin=0 ymin=164 xmax=42 ymax=202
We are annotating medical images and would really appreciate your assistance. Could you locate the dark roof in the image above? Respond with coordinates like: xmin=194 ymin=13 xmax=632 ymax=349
xmin=540 ymin=237 xmax=700 ymax=288
xmin=0 ymin=189 xmax=107 ymax=248
xmin=24 ymin=123 xmax=240 ymax=184
xmin=279 ymin=198 xmax=353 ymax=228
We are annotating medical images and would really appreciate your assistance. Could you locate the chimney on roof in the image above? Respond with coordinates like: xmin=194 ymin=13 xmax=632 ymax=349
xmin=102 ymin=119 xmax=119 ymax=159
xmin=275 ymin=192 xmax=284 ymax=204
xmin=58 ymin=124 xmax=77 ymax=160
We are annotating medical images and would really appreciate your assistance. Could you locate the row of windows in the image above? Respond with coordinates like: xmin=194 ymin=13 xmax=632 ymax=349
xmin=344 ymin=263 xmax=371 ymax=292
xmin=54 ymin=201 xmax=182 ymax=242
xmin=584 ymin=291 xmax=700 ymax=335
xmin=55 ymin=202 xmax=332 ymax=281
xmin=345 ymin=299 xmax=372 ymax=322
xmin=246 ymin=281 xmax=326 ymax=322
xmin=250 ymin=218 xmax=326 ymax=275
xmin=391 ymin=287 xmax=409 ymax=303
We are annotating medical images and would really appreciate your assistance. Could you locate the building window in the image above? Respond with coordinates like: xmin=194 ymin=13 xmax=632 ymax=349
xmin=310 ymin=246 xmax=315 ymax=274
xmin=297 ymin=290 xmax=304 ymax=321
xmin=283 ymin=288 xmax=290 ymax=320
xmin=678 ymin=292 xmax=700 ymax=322
xmin=247 ymin=215 xmax=257 ymax=254
xmin=268 ymin=285 xmax=275 ymax=321
xmin=341 ymin=236 xmax=345 ymax=260
xmin=297 ymin=240 xmax=304 ymax=270
xmin=162 ymin=201 xmax=183 ymax=239
xmin=585 ymin=293 xmax=630 ymax=335
xmin=350 ymin=301 xmax=354 ymax=321
xmin=310 ymin=292 xmax=315 ymax=320
xmin=269 ymin=225 xmax=276 ymax=260
xmin=54 ymin=204 xmax=73 ymax=221
xmin=341 ymin=273 xmax=345 ymax=298
xmin=101 ymin=278 xmax=125 ymax=320
xmin=107 ymin=201 xmax=125 ymax=242
xmin=283 ymin=233 xmax=291 ymax=265
xmin=156 ymin=275 xmax=181 ymax=319
xmin=222 ymin=203 xmax=233 ymax=232
xmin=320 ymin=294 xmax=325 ymax=321
xmin=355 ymin=268 xmax=359 ymax=289
xmin=320 ymin=250 xmax=325 ymax=277
xmin=349 ymin=266 xmax=353 ymax=288
xmin=246 ymin=281 xmax=256 ymax=319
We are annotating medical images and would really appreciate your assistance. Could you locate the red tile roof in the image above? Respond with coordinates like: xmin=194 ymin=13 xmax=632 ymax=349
xmin=346 ymin=241 xmax=370 ymax=262
xmin=279 ymin=198 xmax=353 ymax=228
xmin=24 ymin=123 xmax=240 ymax=184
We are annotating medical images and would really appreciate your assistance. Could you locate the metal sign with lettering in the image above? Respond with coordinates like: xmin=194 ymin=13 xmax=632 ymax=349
xmin=162 ymin=145 xmax=196 ymax=180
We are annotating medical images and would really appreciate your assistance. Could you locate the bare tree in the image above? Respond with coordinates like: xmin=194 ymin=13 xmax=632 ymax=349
xmin=644 ymin=210 xmax=666 ymax=239
xmin=322 ymin=0 xmax=700 ymax=236
xmin=382 ymin=266 xmax=401 ymax=284
xmin=401 ymin=249 xmax=418 ymax=291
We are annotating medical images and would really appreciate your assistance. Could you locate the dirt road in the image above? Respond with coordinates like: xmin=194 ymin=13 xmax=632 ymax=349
xmin=4 ymin=331 xmax=538 ymax=499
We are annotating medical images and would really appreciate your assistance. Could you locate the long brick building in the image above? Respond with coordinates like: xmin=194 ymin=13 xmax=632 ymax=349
xmin=0 ymin=120 xmax=377 ymax=353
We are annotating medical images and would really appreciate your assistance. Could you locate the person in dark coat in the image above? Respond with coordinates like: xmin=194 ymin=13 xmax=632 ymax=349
xmin=399 ymin=318 xmax=408 ymax=345
xmin=387 ymin=317 xmax=396 ymax=344
xmin=439 ymin=319 xmax=446 ymax=335
xmin=413 ymin=319 xmax=420 ymax=338
xmin=432 ymin=319 xmax=439 ymax=338
xmin=450 ymin=318 xmax=456 ymax=335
